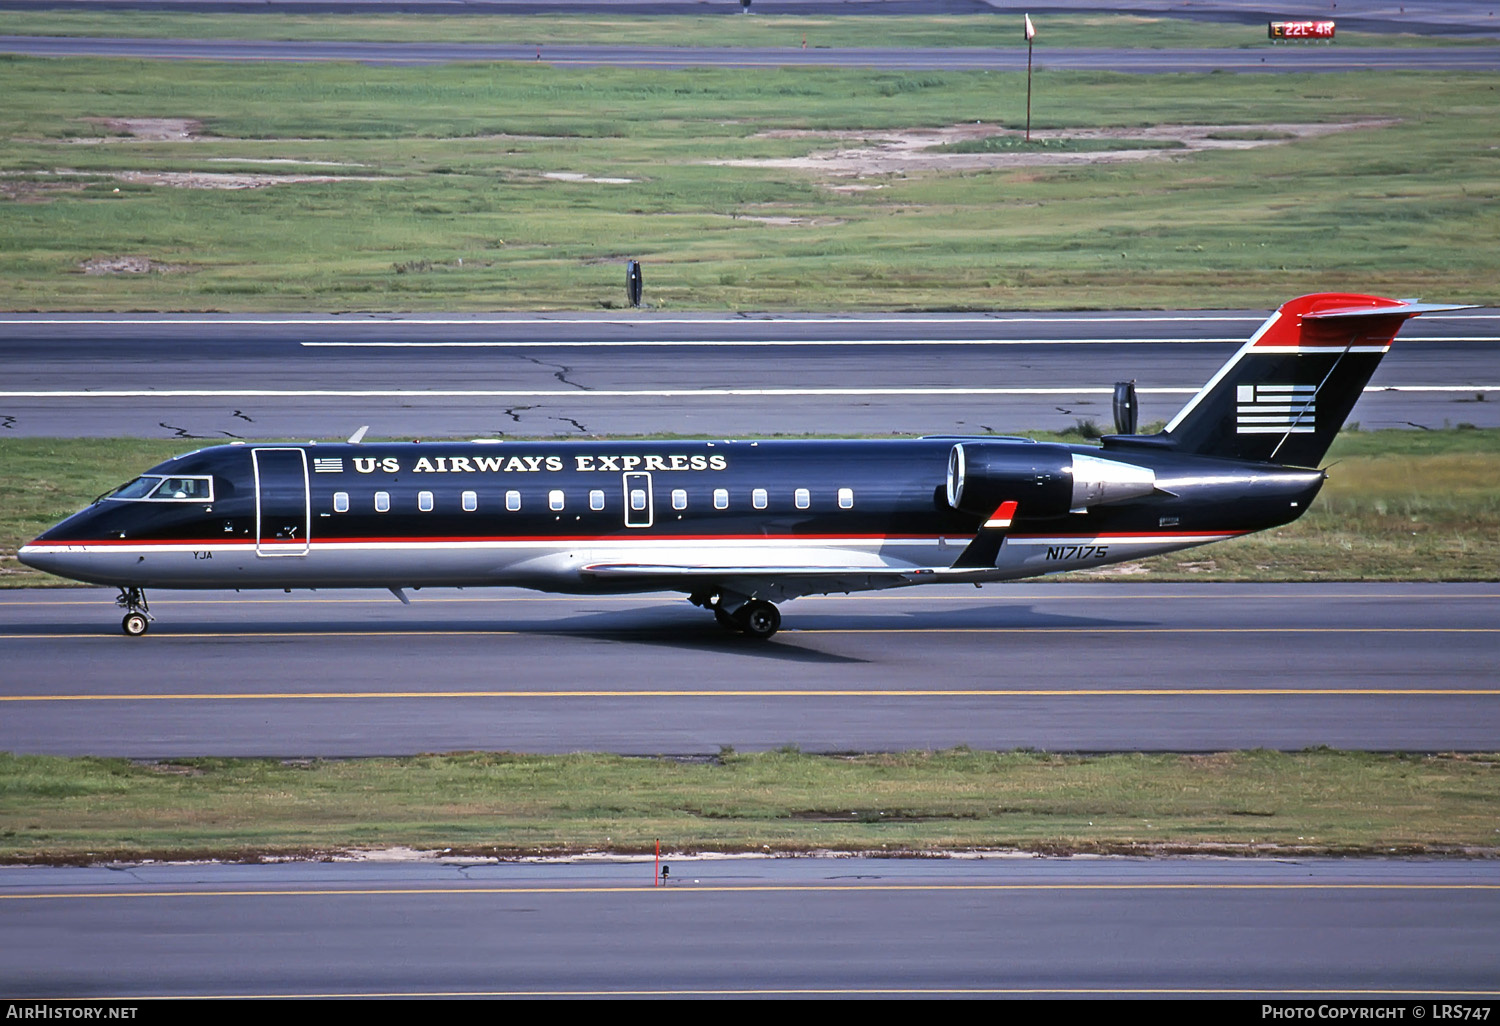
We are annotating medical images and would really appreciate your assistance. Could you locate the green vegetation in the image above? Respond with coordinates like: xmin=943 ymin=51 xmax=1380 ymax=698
xmin=1 ymin=57 xmax=1497 ymax=310
xmin=1 ymin=748 xmax=1494 ymax=863
xmin=2 ymin=429 xmax=1495 ymax=586
xmin=0 ymin=12 xmax=1479 ymax=50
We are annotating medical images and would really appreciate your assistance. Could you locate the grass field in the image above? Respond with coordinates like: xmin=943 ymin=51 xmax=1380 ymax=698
xmin=2 ymin=429 xmax=1495 ymax=586
xmin=2 ymin=748 xmax=1495 ymax=864
xmin=2 ymin=57 xmax=1496 ymax=311
xmin=0 ymin=12 xmax=1482 ymax=49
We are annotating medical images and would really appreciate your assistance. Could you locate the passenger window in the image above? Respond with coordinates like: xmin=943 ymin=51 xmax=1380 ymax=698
xmin=333 ymin=491 xmax=349 ymax=513
xmin=506 ymin=490 xmax=521 ymax=512
xmin=590 ymin=490 xmax=605 ymax=511
xmin=630 ymin=489 xmax=647 ymax=512
xmin=549 ymin=490 xmax=565 ymax=512
xmin=752 ymin=488 xmax=768 ymax=510
xmin=418 ymin=490 xmax=434 ymax=512
xmin=462 ymin=490 xmax=477 ymax=512
xmin=794 ymin=488 xmax=810 ymax=510
xmin=838 ymin=487 xmax=854 ymax=509
xmin=672 ymin=489 xmax=687 ymax=511
xmin=713 ymin=488 xmax=729 ymax=510
xmin=375 ymin=491 xmax=390 ymax=513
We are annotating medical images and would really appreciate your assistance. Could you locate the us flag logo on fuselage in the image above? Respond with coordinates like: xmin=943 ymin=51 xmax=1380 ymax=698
xmin=1236 ymin=383 xmax=1317 ymax=434
xmin=313 ymin=457 xmax=345 ymax=473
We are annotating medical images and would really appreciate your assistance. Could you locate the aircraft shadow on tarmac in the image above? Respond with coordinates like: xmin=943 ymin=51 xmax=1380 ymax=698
xmin=7 ymin=599 xmax=1148 ymax=657
xmin=535 ymin=602 xmax=1150 ymax=663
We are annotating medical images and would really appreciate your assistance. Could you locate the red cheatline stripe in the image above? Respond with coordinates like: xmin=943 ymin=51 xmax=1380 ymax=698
xmin=1009 ymin=530 xmax=1245 ymax=540
xmin=30 ymin=533 xmax=927 ymax=547
xmin=27 ymin=529 xmax=1249 ymax=547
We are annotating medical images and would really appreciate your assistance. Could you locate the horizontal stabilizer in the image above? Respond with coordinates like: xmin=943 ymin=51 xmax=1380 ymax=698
xmin=1303 ymin=301 xmax=1474 ymax=320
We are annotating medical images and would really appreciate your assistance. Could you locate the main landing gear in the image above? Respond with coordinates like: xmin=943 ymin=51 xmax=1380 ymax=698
xmin=694 ymin=593 xmax=782 ymax=640
xmin=116 ymin=587 xmax=152 ymax=637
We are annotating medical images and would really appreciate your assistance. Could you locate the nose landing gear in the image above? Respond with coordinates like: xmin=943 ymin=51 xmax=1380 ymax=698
xmin=116 ymin=587 xmax=152 ymax=637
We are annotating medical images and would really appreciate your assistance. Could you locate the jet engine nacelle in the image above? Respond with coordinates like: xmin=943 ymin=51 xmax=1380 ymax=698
xmin=946 ymin=443 xmax=1157 ymax=517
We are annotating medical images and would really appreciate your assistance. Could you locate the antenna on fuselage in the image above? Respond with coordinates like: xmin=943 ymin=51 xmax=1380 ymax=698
xmin=347 ymin=425 xmax=370 ymax=444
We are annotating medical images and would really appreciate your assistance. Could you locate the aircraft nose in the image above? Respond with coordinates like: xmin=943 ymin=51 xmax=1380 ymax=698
xmin=17 ymin=542 xmax=84 ymax=579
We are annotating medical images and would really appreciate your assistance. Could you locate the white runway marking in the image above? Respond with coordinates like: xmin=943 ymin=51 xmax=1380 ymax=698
xmin=2 ymin=386 xmax=1496 ymax=399
xmin=1 ymin=313 xmax=1494 ymax=329
xmin=297 ymin=336 xmax=1499 ymax=348
xmin=300 ymin=337 xmax=1248 ymax=348
xmin=1 ymin=314 xmax=1266 ymax=326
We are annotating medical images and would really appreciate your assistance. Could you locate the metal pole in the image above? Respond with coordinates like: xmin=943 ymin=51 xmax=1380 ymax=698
xmin=1026 ymin=39 xmax=1033 ymax=142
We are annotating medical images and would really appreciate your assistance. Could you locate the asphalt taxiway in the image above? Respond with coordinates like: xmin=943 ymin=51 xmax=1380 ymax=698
xmin=6 ymin=34 xmax=1500 ymax=71
xmin=3 ymin=856 xmax=1497 ymax=998
xmin=3 ymin=309 xmax=1496 ymax=438
xmin=2 ymin=583 xmax=1495 ymax=756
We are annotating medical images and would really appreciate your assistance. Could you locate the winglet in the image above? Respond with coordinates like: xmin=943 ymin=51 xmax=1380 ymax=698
xmin=348 ymin=425 xmax=370 ymax=444
xmin=951 ymin=500 xmax=1017 ymax=570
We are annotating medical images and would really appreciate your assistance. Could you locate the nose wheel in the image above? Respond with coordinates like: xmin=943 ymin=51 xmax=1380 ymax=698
xmin=115 ymin=587 xmax=152 ymax=637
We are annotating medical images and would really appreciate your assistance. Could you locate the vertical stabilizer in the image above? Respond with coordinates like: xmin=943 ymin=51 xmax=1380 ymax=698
xmin=1160 ymin=293 xmax=1466 ymax=467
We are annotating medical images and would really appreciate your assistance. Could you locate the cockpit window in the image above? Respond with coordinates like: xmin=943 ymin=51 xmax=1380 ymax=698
xmin=107 ymin=475 xmax=214 ymax=502
xmin=110 ymin=476 xmax=164 ymax=499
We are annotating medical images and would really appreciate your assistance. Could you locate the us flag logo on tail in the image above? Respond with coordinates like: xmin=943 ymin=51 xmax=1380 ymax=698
xmin=1236 ymin=384 xmax=1317 ymax=434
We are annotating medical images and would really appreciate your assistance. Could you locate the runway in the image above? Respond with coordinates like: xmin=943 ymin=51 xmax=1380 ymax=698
xmin=2 ymin=309 xmax=1496 ymax=437
xmin=0 ymin=0 xmax=1495 ymax=38
xmin=7 ymin=34 xmax=1500 ymax=71
xmin=3 ymin=856 xmax=1497 ymax=998
xmin=2 ymin=583 xmax=1495 ymax=756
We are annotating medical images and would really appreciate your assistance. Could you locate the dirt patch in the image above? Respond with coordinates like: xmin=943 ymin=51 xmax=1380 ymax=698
xmin=715 ymin=119 xmax=1396 ymax=181
xmin=80 ymin=117 xmax=204 ymax=141
xmin=733 ymin=214 xmax=847 ymax=227
xmin=540 ymin=171 xmax=636 ymax=184
xmin=6 ymin=168 xmax=388 ymax=191
xmin=202 ymin=158 xmax=368 ymax=168
xmin=110 ymin=170 xmax=388 ymax=190
xmin=79 ymin=256 xmax=188 ymax=276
